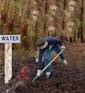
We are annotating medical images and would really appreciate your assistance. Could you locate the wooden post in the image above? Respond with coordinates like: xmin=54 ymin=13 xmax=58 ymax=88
xmin=0 ymin=35 xmax=21 ymax=84
xmin=5 ymin=43 xmax=12 ymax=84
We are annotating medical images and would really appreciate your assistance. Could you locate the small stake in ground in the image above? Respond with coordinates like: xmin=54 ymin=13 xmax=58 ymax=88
xmin=32 ymin=48 xmax=65 ymax=83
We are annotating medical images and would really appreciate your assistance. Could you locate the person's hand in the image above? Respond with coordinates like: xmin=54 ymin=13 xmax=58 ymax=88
xmin=35 ymin=58 xmax=38 ymax=63
xmin=37 ymin=70 xmax=41 ymax=77
xmin=61 ymin=45 xmax=65 ymax=49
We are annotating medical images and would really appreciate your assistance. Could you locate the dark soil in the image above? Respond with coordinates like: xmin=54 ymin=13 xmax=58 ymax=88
xmin=0 ymin=43 xmax=85 ymax=93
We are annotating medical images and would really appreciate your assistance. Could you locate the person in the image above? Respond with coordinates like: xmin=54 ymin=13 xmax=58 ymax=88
xmin=36 ymin=36 xmax=67 ymax=78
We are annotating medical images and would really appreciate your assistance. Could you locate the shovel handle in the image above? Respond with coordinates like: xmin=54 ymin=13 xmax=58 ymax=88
xmin=32 ymin=47 xmax=65 ymax=82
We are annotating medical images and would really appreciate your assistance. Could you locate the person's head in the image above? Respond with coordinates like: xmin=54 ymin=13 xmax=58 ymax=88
xmin=37 ymin=38 xmax=48 ymax=49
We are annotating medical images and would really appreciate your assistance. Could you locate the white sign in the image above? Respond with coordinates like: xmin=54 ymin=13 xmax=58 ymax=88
xmin=0 ymin=35 xmax=21 ymax=84
xmin=0 ymin=35 xmax=20 ymax=43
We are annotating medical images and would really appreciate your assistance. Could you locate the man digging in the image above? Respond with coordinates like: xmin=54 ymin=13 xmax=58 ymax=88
xmin=36 ymin=36 xmax=68 ymax=79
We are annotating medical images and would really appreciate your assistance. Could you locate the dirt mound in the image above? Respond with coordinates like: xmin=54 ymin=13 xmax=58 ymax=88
xmin=14 ymin=63 xmax=85 ymax=93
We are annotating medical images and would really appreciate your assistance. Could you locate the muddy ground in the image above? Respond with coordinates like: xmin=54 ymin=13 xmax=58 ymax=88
xmin=0 ymin=43 xmax=85 ymax=93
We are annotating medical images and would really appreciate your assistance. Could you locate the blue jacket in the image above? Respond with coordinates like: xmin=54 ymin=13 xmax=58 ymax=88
xmin=45 ymin=36 xmax=62 ymax=47
xmin=37 ymin=36 xmax=62 ymax=69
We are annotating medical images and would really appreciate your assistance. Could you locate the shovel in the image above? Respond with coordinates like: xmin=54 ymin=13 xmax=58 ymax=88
xmin=32 ymin=48 xmax=65 ymax=84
